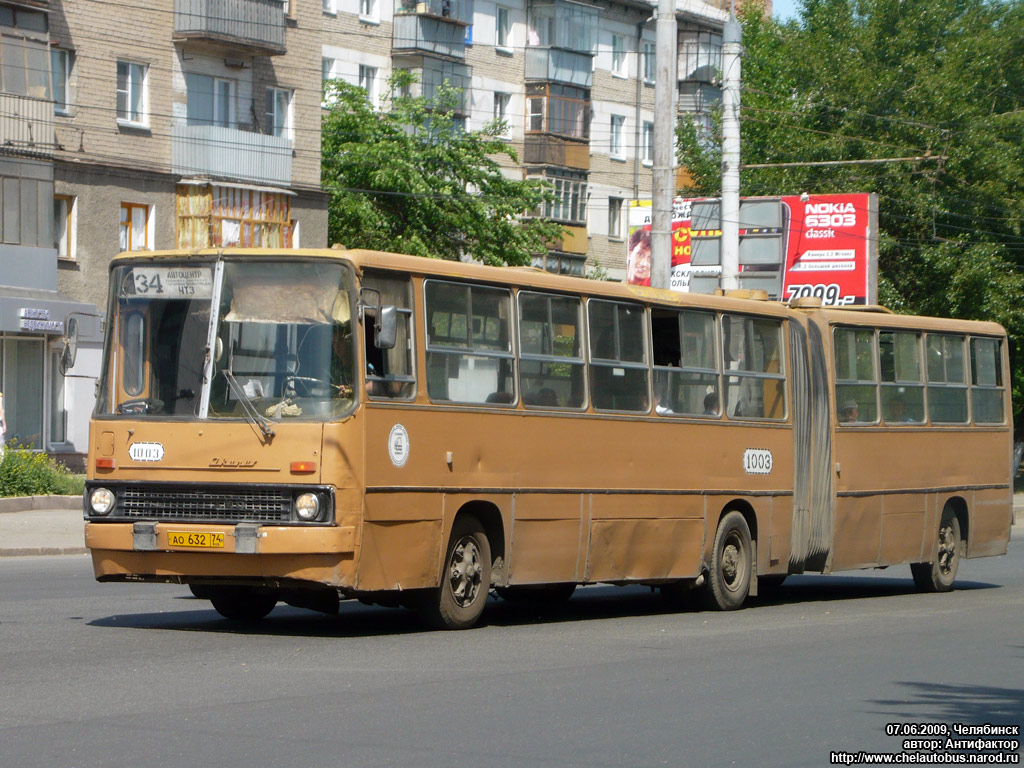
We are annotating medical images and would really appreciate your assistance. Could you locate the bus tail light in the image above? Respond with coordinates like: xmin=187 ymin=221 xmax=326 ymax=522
xmin=290 ymin=461 xmax=317 ymax=474
xmin=96 ymin=457 xmax=116 ymax=470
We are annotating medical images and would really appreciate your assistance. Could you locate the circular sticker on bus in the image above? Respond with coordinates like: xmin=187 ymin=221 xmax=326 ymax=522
xmin=388 ymin=424 xmax=410 ymax=468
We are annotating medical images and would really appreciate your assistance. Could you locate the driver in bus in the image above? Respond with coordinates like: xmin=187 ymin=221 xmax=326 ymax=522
xmin=839 ymin=399 xmax=859 ymax=423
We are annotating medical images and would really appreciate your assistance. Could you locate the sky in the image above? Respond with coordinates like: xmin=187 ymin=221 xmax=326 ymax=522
xmin=771 ymin=0 xmax=800 ymax=21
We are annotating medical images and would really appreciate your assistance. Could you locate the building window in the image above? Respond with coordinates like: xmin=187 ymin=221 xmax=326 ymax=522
xmin=322 ymin=0 xmax=336 ymax=14
xmin=496 ymin=7 xmax=511 ymax=50
xmin=0 ymin=162 xmax=54 ymax=248
xmin=610 ymin=114 xmax=624 ymax=157
xmin=642 ymin=120 xmax=653 ymax=165
xmin=534 ymin=168 xmax=587 ymax=223
xmin=360 ymin=0 xmax=378 ymax=21
xmin=265 ymin=88 xmax=292 ymax=138
xmin=611 ymin=34 xmax=626 ymax=77
xmin=186 ymin=74 xmax=235 ymax=128
xmin=54 ymin=194 xmax=73 ymax=259
xmin=525 ymin=83 xmax=589 ymax=139
xmin=358 ymin=65 xmax=377 ymax=106
xmin=493 ymin=91 xmax=511 ymax=135
xmin=116 ymin=61 xmax=147 ymax=126
xmin=643 ymin=41 xmax=656 ymax=84
xmin=176 ymin=184 xmax=293 ymax=249
xmin=608 ymin=197 xmax=623 ymax=239
xmin=119 ymin=202 xmax=150 ymax=252
xmin=51 ymin=48 xmax=71 ymax=114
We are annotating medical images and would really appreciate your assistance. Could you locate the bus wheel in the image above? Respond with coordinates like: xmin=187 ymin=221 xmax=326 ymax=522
xmin=911 ymin=512 xmax=961 ymax=593
xmin=496 ymin=583 xmax=576 ymax=604
xmin=208 ymin=586 xmax=278 ymax=621
xmin=420 ymin=516 xmax=491 ymax=630
xmin=701 ymin=511 xmax=752 ymax=611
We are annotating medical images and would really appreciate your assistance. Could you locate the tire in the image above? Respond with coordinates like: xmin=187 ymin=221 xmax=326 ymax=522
xmin=208 ymin=586 xmax=278 ymax=621
xmin=496 ymin=583 xmax=576 ymax=604
xmin=189 ymin=584 xmax=213 ymax=600
xmin=418 ymin=516 xmax=491 ymax=630
xmin=701 ymin=510 xmax=753 ymax=611
xmin=911 ymin=511 xmax=961 ymax=593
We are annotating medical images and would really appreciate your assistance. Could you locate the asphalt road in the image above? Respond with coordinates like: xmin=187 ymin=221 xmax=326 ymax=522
xmin=1 ymin=548 xmax=1022 ymax=768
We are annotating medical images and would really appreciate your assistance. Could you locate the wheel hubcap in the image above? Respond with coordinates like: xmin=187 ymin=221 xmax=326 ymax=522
xmin=937 ymin=523 xmax=957 ymax=575
xmin=449 ymin=536 xmax=483 ymax=608
xmin=721 ymin=534 xmax=745 ymax=591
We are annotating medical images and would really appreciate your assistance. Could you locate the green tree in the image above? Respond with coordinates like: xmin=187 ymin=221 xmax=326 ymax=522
xmin=322 ymin=72 xmax=564 ymax=266
xmin=677 ymin=0 xmax=1024 ymax=432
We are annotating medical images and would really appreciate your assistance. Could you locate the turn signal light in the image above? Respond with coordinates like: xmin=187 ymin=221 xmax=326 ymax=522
xmin=290 ymin=461 xmax=316 ymax=474
xmin=95 ymin=457 xmax=116 ymax=470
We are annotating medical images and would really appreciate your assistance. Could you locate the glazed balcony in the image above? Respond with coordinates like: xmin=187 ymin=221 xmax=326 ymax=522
xmin=173 ymin=0 xmax=286 ymax=56
xmin=172 ymin=123 xmax=292 ymax=186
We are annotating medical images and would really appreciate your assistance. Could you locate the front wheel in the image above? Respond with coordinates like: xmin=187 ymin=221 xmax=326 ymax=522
xmin=208 ymin=586 xmax=278 ymax=621
xmin=701 ymin=511 xmax=753 ymax=611
xmin=418 ymin=516 xmax=491 ymax=630
xmin=911 ymin=512 xmax=961 ymax=593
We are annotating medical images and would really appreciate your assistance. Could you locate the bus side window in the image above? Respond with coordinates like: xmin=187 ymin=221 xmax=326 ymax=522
xmin=832 ymin=326 xmax=877 ymax=424
xmin=122 ymin=310 xmax=146 ymax=397
xmin=519 ymin=292 xmax=586 ymax=409
xmin=879 ymin=330 xmax=924 ymax=424
xmin=723 ymin=314 xmax=787 ymax=420
xmin=926 ymin=334 xmax=968 ymax=423
xmin=588 ymin=299 xmax=649 ymax=413
xmin=362 ymin=271 xmax=416 ymax=400
xmin=970 ymin=337 xmax=1004 ymax=424
xmin=425 ymin=280 xmax=514 ymax=405
xmin=651 ymin=308 xmax=719 ymax=417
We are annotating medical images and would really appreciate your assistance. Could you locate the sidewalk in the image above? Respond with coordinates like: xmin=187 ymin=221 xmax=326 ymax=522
xmin=2 ymin=494 xmax=1024 ymax=557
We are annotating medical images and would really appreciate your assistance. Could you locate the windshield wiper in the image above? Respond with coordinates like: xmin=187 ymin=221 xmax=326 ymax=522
xmin=222 ymin=369 xmax=275 ymax=440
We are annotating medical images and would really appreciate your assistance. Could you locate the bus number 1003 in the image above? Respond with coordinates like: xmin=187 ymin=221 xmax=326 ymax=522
xmin=743 ymin=449 xmax=773 ymax=475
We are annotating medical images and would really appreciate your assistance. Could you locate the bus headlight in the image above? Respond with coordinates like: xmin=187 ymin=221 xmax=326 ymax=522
xmin=90 ymin=487 xmax=116 ymax=515
xmin=295 ymin=493 xmax=321 ymax=521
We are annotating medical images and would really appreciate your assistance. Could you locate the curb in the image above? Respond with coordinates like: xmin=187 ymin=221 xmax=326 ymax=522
xmin=0 ymin=547 xmax=88 ymax=557
xmin=0 ymin=495 xmax=81 ymax=514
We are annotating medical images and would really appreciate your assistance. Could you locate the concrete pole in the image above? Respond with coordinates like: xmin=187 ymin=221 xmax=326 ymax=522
xmin=719 ymin=13 xmax=742 ymax=291
xmin=650 ymin=0 xmax=677 ymax=290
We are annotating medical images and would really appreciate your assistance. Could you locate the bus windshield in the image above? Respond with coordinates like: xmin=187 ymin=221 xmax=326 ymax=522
xmin=96 ymin=259 xmax=358 ymax=421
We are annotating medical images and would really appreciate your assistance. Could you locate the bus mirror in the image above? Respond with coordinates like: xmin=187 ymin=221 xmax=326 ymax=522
xmin=58 ymin=316 xmax=79 ymax=376
xmin=376 ymin=305 xmax=398 ymax=350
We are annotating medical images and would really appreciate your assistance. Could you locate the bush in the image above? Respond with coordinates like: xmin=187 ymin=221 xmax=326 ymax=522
xmin=0 ymin=442 xmax=84 ymax=497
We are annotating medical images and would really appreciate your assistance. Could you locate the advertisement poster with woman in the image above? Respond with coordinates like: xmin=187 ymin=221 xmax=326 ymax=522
xmin=626 ymin=199 xmax=722 ymax=290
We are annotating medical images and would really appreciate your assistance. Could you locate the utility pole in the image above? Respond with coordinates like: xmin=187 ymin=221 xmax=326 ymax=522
xmin=650 ymin=0 xmax=677 ymax=290
xmin=719 ymin=9 xmax=742 ymax=291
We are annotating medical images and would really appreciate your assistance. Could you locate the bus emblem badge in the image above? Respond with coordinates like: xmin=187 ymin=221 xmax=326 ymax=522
xmin=388 ymin=424 xmax=410 ymax=468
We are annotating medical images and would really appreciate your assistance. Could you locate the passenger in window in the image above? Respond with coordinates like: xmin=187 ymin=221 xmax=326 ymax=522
xmin=485 ymin=391 xmax=513 ymax=404
xmin=535 ymin=387 xmax=559 ymax=407
xmin=703 ymin=391 xmax=719 ymax=416
xmin=886 ymin=396 xmax=912 ymax=422
xmin=839 ymin=400 xmax=859 ymax=423
xmin=654 ymin=387 xmax=673 ymax=415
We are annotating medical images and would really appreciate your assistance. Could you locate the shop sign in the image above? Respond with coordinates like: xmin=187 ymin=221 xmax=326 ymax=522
xmin=19 ymin=308 xmax=64 ymax=333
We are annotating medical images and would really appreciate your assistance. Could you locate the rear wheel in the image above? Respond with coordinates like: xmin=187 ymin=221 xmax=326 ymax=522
xmin=208 ymin=586 xmax=278 ymax=621
xmin=418 ymin=516 xmax=491 ymax=630
xmin=911 ymin=511 xmax=961 ymax=593
xmin=701 ymin=511 xmax=752 ymax=611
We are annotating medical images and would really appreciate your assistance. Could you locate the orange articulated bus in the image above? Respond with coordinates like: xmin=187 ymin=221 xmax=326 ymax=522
xmin=77 ymin=248 xmax=1013 ymax=629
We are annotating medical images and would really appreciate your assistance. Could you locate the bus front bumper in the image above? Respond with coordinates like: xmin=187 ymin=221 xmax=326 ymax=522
xmin=85 ymin=521 xmax=357 ymax=555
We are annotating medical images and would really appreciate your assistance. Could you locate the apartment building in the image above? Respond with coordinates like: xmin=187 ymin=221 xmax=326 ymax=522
xmin=322 ymin=0 xmax=733 ymax=280
xmin=0 ymin=0 xmax=330 ymax=462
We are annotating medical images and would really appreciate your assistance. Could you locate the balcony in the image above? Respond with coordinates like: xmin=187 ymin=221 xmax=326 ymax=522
xmin=0 ymin=93 xmax=54 ymax=155
xmin=395 ymin=0 xmax=473 ymax=26
xmin=393 ymin=55 xmax=470 ymax=114
xmin=173 ymin=0 xmax=286 ymax=56
xmin=172 ymin=123 xmax=292 ymax=186
xmin=525 ymin=48 xmax=592 ymax=88
xmin=392 ymin=14 xmax=467 ymax=59
xmin=524 ymin=135 xmax=589 ymax=171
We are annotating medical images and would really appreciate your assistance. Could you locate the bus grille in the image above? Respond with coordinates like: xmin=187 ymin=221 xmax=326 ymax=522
xmin=117 ymin=485 xmax=292 ymax=523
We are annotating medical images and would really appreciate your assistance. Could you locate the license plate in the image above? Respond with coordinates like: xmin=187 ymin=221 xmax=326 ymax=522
xmin=168 ymin=531 xmax=225 ymax=549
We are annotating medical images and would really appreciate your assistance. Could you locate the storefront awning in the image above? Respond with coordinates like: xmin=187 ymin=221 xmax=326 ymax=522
xmin=0 ymin=286 xmax=101 ymax=340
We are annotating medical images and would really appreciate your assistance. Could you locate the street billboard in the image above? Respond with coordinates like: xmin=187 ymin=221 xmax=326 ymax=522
xmin=626 ymin=193 xmax=877 ymax=305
